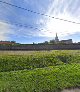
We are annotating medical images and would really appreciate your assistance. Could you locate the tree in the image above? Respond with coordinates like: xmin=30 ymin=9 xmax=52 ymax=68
xmin=43 ymin=41 xmax=48 ymax=44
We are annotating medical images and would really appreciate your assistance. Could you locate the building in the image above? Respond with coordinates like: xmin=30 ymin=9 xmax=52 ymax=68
xmin=0 ymin=41 xmax=16 ymax=45
xmin=54 ymin=34 xmax=73 ymax=44
xmin=60 ymin=39 xmax=73 ymax=44
xmin=55 ymin=33 xmax=59 ymax=43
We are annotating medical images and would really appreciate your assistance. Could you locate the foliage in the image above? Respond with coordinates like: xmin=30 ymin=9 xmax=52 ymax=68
xmin=0 ymin=50 xmax=80 ymax=92
xmin=0 ymin=50 xmax=80 ymax=72
xmin=0 ymin=64 xmax=80 ymax=92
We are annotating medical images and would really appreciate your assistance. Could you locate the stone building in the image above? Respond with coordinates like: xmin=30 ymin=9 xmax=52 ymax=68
xmin=60 ymin=39 xmax=73 ymax=44
xmin=54 ymin=33 xmax=72 ymax=44
xmin=55 ymin=33 xmax=59 ymax=43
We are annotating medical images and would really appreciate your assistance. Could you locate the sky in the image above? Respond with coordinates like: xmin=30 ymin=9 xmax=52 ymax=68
xmin=0 ymin=0 xmax=80 ymax=44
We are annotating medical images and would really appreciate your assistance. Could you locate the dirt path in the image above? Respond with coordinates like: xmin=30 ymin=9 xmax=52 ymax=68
xmin=62 ymin=88 xmax=80 ymax=92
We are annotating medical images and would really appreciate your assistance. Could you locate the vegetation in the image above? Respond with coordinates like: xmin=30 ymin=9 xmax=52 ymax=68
xmin=0 ymin=50 xmax=80 ymax=92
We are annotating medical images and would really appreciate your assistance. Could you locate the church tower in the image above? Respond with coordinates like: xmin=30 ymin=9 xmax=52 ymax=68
xmin=55 ymin=33 xmax=59 ymax=43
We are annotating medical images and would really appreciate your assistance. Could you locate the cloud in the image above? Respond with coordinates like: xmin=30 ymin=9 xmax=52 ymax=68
xmin=38 ymin=0 xmax=80 ymax=38
xmin=0 ymin=21 xmax=14 ymax=40
xmin=0 ymin=0 xmax=80 ymax=43
xmin=0 ymin=0 xmax=51 ymax=39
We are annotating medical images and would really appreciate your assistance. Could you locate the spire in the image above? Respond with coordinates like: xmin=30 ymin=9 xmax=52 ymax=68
xmin=56 ymin=33 xmax=58 ymax=38
xmin=55 ymin=33 xmax=59 ymax=43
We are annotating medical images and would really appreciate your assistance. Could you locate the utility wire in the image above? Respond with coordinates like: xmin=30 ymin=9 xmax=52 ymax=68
xmin=1 ymin=19 xmax=78 ymax=36
xmin=1 ymin=20 xmax=44 ymax=32
xmin=0 ymin=19 xmax=71 ymax=37
xmin=0 ymin=0 xmax=80 ymax=24
xmin=1 ymin=19 xmax=61 ymax=36
xmin=0 ymin=2 xmax=19 ymax=19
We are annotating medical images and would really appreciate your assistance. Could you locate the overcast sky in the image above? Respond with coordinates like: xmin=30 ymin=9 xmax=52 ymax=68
xmin=0 ymin=0 xmax=80 ymax=43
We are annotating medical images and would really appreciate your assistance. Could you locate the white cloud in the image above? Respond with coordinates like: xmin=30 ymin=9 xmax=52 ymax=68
xmin=38 ymin=0 xmax=80 ymax=38
xmin=0 ymin=0 xmax=80 ymax=42
xmin=0 ymin=21 xmax=13 ymax=40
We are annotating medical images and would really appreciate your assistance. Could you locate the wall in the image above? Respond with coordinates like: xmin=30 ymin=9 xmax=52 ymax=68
xmin=0 ymin=44 xmax=80 ymax=50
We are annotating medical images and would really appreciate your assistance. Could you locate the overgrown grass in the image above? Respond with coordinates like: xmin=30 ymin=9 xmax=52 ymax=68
xmin=0 ymin=50 xmax=80 ymax=72
xmin=0 ymin=50 xmax=80 ymax=92
xmin=0 ymin=64 xmax=80 ymax=92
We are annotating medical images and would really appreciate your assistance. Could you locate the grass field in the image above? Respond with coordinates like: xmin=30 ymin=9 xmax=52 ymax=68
xmin=0 ymin=50 xmax=80 ymax=92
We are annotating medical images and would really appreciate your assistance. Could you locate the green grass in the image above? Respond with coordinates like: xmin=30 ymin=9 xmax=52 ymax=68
xmin=0 ymin=50 xmax=80 ymax=92
xmin=0 ymin=50 xmax=80 ymax=72
xmin=0 ymin=64 xmax=80 ymax=92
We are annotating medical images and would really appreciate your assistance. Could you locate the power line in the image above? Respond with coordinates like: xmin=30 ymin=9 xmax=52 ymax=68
xmin=0 ymin=19 xmax=73 ymax=38
xmin=1 ymin=20 xmax=71 ymax=36
xmin=1 ymin=20 xmax=57 ymax=37
xmin=1 ymin=20 xmax=44 ymax=32
xmin=0 ymin=0 xmax=80 ymax=24
xmin=0 ymin=2 xmax=19 ymax=19
xmin=2 ymin=19 xmax=64 ymax=36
